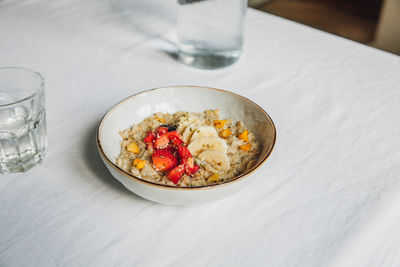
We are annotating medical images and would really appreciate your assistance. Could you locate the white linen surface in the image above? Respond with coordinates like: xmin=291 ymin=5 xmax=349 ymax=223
xmin=1 ymin=0 xmax=400 ymax=266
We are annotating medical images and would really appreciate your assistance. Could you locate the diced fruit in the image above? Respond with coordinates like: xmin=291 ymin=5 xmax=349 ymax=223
xmin=152 ymin=149 xmax=178 ymax=171
xmin=146 ymin=142 xmax=153 ymax=150
xmin=143 ymin=131 xmax=155 ymax=150
xmin=156 ymin=126 xmax=169 ymax=136
xmin=166 ymin=131 xmax=184 ymax=146
xmin=177 ymin=145 xmax=199 ymax=175
xmin=155 ymin=117 xmax=166 ymax=123
xmin=214 ymin=120 xmax=227 ymax=129
xmin=178 ymin=145 xmax=192 ymax=162
xmin=165 ymin=146 xmax=177 ymax=156
xmin=240 ymin=143 xmax=252 ymax=151
xmin=127 ymin=142 xmax=140 ymax=153
xmin=207 ymin=173 xmax=219 ymax=182
xmin=168 ymin=164 xmax=185 ymax=184
xmin=154 ymin=134 xmax=169 ymax=150
xmin=220 ymin=129 xmax=232 ymax=138
xmin=238 ymin=130 xmax=249 ymax=142
xmin=186 ymin=164 xmax=199 ymax=176
xmin=133 ymin=159 xmax=146 ymax=170
xmin=143 ymin=131 xmax=155 ymax=143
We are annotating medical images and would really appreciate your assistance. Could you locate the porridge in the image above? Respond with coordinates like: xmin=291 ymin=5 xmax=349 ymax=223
xmin=116 ymin=110 xmax=260 ymax=187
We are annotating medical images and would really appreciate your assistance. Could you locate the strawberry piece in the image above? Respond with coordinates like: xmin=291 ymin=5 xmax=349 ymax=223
xmin=152 ymin=149 xmax=178 ymax=172
xmin=168 ymin=164 xmax=185 ymax=184
xmin=143 ymin=131 xmax=156 ymax=150
xmin=146 ymin=142 xmax=154 ymax=150
xmin=156 ymin=126 xmax=169 ymax=136
xmin=166 ymin=131 xmax=184 ymax=146
xmin=143 ymin=131 xmax=155 ymax=144
xmin=154 ymin=134 xmax=169 ymax=150
xmin=177 ymin=146 xmax=199 ymax=175
xmin=177 ymin=145 xmax=192 ymax=162
xmin=186 ymin=164 xmax=199 ymax=176
xmin=165 ymin=146 xmax=178 ymax=157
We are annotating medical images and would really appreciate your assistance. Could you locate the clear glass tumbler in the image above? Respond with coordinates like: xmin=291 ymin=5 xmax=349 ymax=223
xmin=177 ymin=0 xmax=248 ymax=69
xmin=0 ymin=67 xmax=47 ymax=173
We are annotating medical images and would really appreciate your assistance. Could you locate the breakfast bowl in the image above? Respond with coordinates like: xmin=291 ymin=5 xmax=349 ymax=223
xmin=97 ymin=86 xmax=276 ymax=205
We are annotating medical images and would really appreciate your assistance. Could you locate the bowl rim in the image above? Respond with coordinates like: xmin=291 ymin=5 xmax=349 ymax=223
xmin=97 ymin=85 xmax=276 ymax=190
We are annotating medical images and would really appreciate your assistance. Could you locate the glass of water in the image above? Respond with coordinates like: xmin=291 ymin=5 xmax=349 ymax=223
xmin=0 ymin=67 xmax=46 ymax=173
xmin=177 ymin=0 xmax=248 ymax=69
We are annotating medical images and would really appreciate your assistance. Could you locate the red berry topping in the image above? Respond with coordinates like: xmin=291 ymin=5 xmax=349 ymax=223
xmin=143 ymin=131 xmax=155 ymax=144
xmin=166 ymin=131 xmax=184 ymax=146
xmin=156 ymin=126 xmax=169 ymax=136
xmin=177 ymin=145 xmax=192 ymax=162
xmin=167 ymin=164 xmax=185 ymax=184
xmin=146 ymin=142 xmax=154 ymax=150
xmin=152 ymin=149 xmax=178 ymax=172
xmin=150 ymin=127 xmax=201 ymax=181
xmin=177 ymin=146 xmax=199 ymax=175
xmin=154 ymin=134 xmax=169 ymax=150
xmin=186 ymin=164 xmax=200 ymax=176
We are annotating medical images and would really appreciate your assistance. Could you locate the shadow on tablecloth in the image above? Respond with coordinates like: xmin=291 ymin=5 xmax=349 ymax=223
xmin=84 ymin=121 xmax=148 ymax=202
xmin=108 ymin=0 xmax=178 ymax=60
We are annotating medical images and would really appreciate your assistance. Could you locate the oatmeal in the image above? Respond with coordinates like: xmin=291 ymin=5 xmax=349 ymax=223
xmin=116 ymin=110 xmax=260 ymax=187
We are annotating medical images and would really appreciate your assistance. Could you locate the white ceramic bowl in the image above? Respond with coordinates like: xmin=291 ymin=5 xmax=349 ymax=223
xmin=97 ymin=86 xmax=276 ymax=205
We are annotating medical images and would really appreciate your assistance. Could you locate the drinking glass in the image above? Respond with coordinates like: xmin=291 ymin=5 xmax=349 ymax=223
xmin=0 ymin=67 xmax=47 ymax=173
xmin=177 ymin=0 xmax=248 ymax=69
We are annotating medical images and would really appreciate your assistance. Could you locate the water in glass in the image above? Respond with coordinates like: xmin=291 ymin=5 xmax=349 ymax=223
xmin=177 ymin=0 xmax=247 ymax=69
xmin=0 ymin=68 xmax=46 ymax=173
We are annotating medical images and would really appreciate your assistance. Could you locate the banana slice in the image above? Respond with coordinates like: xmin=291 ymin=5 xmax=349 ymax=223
xmin=176 ymin=114 xmax=201 ymax=133
xmin=188 ymin=137 xmax=228 ymax=156
xmin=198 ymin=150 xmax=230 ymax=171
xmin=181 ymin=122 xmax=200 ymax=143
xmin=190 ymin=126 xmax=218 ymax=142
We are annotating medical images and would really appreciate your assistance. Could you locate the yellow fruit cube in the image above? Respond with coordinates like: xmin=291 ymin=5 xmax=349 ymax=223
xmin=207 ymin=173 xmax=219 ymax=182
xmin=133 ymin=159 xmax=146 ymax=170
xmin=238 ymin=130 xmax=249 ymax=142
xmin=240 ymin=143 xmax=251 ymax=151
xmin=214 ymin=120 xmax=227 ymax=129
xmin=127 ymin=142 xmax=140 ymax=153
xmin=154 ymin=117 xmax=166 ymax=123
xmin=219 ymin=128 xmax=232 ymax=138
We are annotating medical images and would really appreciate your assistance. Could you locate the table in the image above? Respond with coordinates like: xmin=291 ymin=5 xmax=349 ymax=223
xmin=1 ymin=0 xmax=400 ymax=266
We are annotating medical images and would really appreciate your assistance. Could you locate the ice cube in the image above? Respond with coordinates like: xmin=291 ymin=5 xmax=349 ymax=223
xmin=0 ymin=105 xmax=28 ymax=127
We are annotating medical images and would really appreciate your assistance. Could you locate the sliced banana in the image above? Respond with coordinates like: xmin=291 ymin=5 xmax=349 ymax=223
xmin=188 ymin=137 xmax=228 ymax=156
xmin=190 ymin=126 xmax=218 ymax=142
xmin=176 ymin=114 xmax=201 ymax=133
xmin=181 ymin=122 xmax=200 ymax=143
xmin=198 ymin=150 xmax=230 ymax=171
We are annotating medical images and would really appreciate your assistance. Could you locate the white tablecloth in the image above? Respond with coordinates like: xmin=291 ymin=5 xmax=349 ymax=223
xmin=1 ymin=1 xmax=400 ymax=266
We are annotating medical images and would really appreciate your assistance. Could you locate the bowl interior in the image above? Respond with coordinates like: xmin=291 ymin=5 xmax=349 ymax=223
xmin=98 ymin=86 xmax=275 ymax=180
